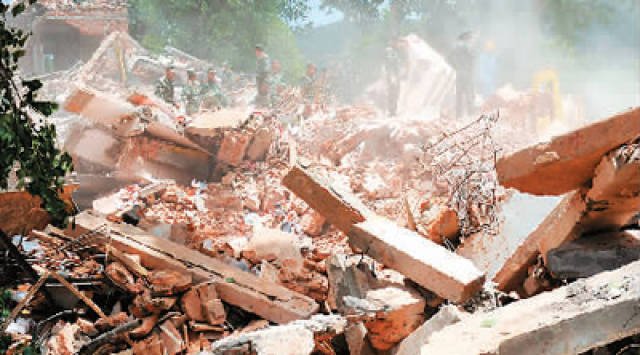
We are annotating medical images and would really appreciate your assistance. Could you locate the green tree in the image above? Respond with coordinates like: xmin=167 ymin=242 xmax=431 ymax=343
xmin=128 ymin=0 xmax=310 ymax=80
xmin=0 ymin=0 xmax=74 ymax=226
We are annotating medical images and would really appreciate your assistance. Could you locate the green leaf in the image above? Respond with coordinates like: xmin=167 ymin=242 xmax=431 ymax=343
xmin=11 ymin=3 xmax=25 ymax=17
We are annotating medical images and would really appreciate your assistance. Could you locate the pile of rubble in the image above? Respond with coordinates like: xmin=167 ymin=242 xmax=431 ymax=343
xmin=0 ymin=29 xmax=639 ymax=355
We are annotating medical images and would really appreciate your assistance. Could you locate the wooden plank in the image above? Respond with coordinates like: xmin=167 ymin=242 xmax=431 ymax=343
xmin=282 ymin=165 xmax=369 ymax=234
xmin=67 ymin=212 xmax=318 ymax=324
xmin=420 ymin=260 xmax=640 ymax=355
xmin=348 ymin=217 xmax=485 ymax=303
xmin=107 ymin=244 xmax=149 ymax=278
xmin=0 ymin=272 xmax=49 ymax=333
xmin=496 ymin=107 xmax=640 ymax=195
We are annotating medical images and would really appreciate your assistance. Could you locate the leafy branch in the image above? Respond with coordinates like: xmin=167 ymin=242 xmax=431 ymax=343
xmin=0 ymin=0 xmax=74 ymax=226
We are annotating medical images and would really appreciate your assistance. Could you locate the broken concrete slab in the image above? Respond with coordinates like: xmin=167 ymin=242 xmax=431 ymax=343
xmin=345 ymin=321 xmax=376 ymax=355
xmin=392 ymin=305 xmax=464 ymax=355
xmin=493 ymin=190 xmax=586 ymax=292
xmin=282 ymin=165 xmax=370 ymax=234
xmin=64 ymin=87 xmax=136 ymax=127
xmin=349 ymin=216 xmax=485 ymax=303
xmin=496 ymin=107 xmax=640 ymax=195
xmin=547 ymin=230 xmax=640 ymax=279
xmin=209 ymin=314 xmax=346 ymax=355
xmin=457 ymin=192 xmax=562 ymax=281
xmin=420 ymin=259 xmax=640 ymax=355
xmin=579 ymin=143 xmax=640 ymax=232
xmin=345 ymin=286 xmax=426 ymax=350
xmin=185 ymin=109 xmax=251 ymax=136
xmin=246 ymin=127 xmax=273 ymax=161
xmin=64 ymin=127 xmax=122 ymax=170
xmin=217 ymin=131 xmax=251 ymax=167
xmin=67 ymin=211 xmax=319 ymax=324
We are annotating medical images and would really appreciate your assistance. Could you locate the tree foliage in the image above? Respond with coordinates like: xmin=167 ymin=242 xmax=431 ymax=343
xmin=0 ymin=0 xmax=74 ymax=226
xmin=128 ymin=0 xmax=310 ymax=80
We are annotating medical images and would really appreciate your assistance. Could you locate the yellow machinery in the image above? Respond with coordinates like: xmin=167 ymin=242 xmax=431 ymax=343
xmin=532 ymin=69 xmax=564 ymax=136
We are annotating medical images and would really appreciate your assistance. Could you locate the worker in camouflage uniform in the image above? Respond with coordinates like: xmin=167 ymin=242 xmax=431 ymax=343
xmin=201 ymin=68 xmax=228 ymax=109
xmin=182 ymin=69 xmax=201 ymax=115
xmin=155 ymin=66 xmax=176 ymax=105
xmin=301 ymin=63 xmax=316 ymax=104
xmin=385 ymin=45 xmax=401 ymax=116
xmin=221 ymin=62 xmax=234 ymax=92
xmin=269 ymin=59 xmax=285 ymax=108
xmin=255 ymin=44 xmax=271 ymax=107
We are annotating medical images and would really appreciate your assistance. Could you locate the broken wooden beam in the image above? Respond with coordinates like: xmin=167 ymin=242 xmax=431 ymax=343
xmin=0 ymin=272 xmax=49 ymax=333
xmin=67 ymin=212 xmax=318 ymax=324
xmin=496 ymin=107 xmax=640 ymax=195
xmin=349 ymin=217 xmax=485 ymax=303
xmin=282 ymin=164 xmax=369 ymax=233
xmin=420 ymin=259 xmax=640 ymax=355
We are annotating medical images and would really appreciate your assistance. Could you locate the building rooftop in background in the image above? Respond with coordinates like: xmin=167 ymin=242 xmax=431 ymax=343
xmin=10 ymin=0 xmax=128 ymax=75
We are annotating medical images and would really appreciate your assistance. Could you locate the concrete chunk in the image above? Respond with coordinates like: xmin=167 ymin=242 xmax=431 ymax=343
xmin=547 ymin=231 xmax=640 ymax=279
xmin=392 ymin=305 xmax=464 ymax=355
xmin=420 ymin=260 xmax=640 ymax=355
xmin=349 ymin=217 xmax=485 ymax=303
xmin=496 ymin=107 xmax=640 ymax=195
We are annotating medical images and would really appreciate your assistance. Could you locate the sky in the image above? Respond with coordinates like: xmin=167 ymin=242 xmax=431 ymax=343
xmin=307 ymin=0 xmax=344 ymax=27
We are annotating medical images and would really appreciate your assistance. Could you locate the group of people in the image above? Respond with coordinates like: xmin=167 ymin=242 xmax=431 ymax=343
xmin=255 ymin=44 xmax=331 ymax=113
xmin=155 ymin=65 xmax=233 ymax=116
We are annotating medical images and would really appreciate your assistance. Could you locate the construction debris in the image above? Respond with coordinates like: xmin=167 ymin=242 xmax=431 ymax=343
xmin=420 ymin=260 xmax=640 ymax=355
xmin=496 ymin=107 xmax=640 ymax=195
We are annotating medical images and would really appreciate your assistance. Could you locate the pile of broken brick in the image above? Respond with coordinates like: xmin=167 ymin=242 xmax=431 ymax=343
xmin=0 ymin=106 xmax=638 ymax=355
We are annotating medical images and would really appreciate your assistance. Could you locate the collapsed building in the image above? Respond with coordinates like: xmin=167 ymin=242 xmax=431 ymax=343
xmin=0 ymin=29 xmax=639 ymax=355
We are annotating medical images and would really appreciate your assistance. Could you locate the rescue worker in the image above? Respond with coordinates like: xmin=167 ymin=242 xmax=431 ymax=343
xmin=269 ymin=59 xmax=285 ymax=108
xmin=201 ymin=68 xmax=228 ymax=109
xmin=221 ymin=61 xmax=234 ymax=91
xmin=301 ymin=63 xmax=316 ymax=104
xmin=182 ymin=68 xmax=201 ymax=115
xmin=155 ymin=66 xmax=176 ymax=105
xmin=255 ymin=44 xmax=271 ymax=107
xmin=301 ymin=63 xmax=316 ymax=117
xmin=385 ymin=45 xmax=401 ymax=116
xmin=449 ymin=31 xmax=476 ymax=118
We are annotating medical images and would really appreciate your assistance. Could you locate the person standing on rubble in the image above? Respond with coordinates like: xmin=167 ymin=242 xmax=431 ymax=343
xmin=221 ymin=61 xmax=234 ymax=92
xmin=385 ymin=45 xmax=401 ymax=116
xmin=255 ymin=44 xmax=271 ymax=107
xmin=155 ymin=66 xmax=177 ymax=106
xmin=301 ymin=63 xmax=316 ymax=117
xmin=201 ymin=68 xmax=228 ymax=109
xmin=269 ymin=59 xmax=285 ymax=109
xmin=449 ymin=31 xmax=476 ymax=118
xmin=182 ymin=68 xmax=201 ymax=115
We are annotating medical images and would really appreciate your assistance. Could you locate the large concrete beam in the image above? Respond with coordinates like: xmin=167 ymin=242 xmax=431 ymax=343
xmin=282 ymin=165 xmax=369 ymax=234
xmin=349 ymin=217 xmax=485 ymax=303
xmin=496 ymin=107 xmax=640 ymax=195
xmin=420 ymin=260 xmax=640 ymax=355
xmin=538 ymin=144 xmax=640 ymax=259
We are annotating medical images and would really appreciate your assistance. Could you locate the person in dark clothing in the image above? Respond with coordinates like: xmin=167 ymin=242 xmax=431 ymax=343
xmin=449 ymin=31 xmax=476 ymax=118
